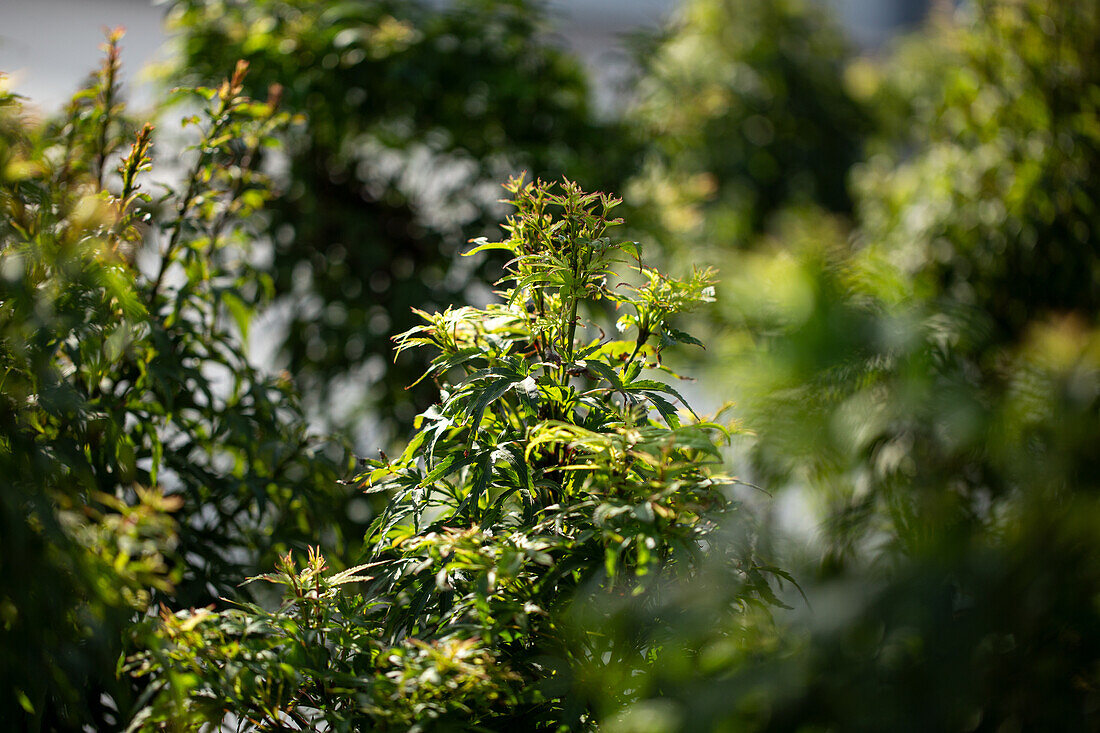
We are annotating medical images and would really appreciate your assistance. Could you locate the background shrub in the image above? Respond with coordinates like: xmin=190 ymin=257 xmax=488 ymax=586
xmin=626 ymin=0 xmax=866 ymax=255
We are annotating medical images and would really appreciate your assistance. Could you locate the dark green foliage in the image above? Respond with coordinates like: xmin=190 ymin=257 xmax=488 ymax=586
xmin=0 ymin=45 xmax=183 ymax=727
xmin=593 ymin=497 xmax=1100 ymax=732
xmin=126 ymin=178 xmax=784 ymax=730
xmin=0 ymin=37 xmax=360 ymax=727
xmin=729 ymin=0 xmax=1100 ymax=553
xmin=164 ymin=0 xmax=638 ymax=440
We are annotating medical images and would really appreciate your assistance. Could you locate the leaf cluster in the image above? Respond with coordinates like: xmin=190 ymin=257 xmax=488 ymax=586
xmin=855 ymin=0 xmax=1100 ymax=339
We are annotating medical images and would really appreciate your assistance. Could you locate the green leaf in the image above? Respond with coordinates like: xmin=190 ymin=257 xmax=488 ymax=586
xmin=420 ymin=451 xmax=478 ymax=487
xmin=582 ymin=358 xmax=625 ymax=390
xmin=454 ymin=450 xmax=493 ymax=520
xmin=464 ymin=238 xmax=516 ymax=257
xmin=642 ymin=390 xmax=682 ymax=429
xmin=468 ymin=376 xmax=522 ymax=437
xmin=624 ymin=378 xmax=698 ymax=418
xmin=221 ymin=290 xmax=252 ymax=342
xmin=664 ymin=325 xmax=704 ymax=348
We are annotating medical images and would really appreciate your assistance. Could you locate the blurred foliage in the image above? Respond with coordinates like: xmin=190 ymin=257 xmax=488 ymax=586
xmin=855 ymin=0 xmax=1100 ymax=340
xmin=0 ymin=36 xmax=362 ymax=728
xmin=626 ymin=0 xmax=866 ymax=255
xmin=164 ymin=0 xmax=638 ymax=443
xmin=654 ymin=0 xmax=1100 ymax=728
xmin=126 ymin=179 xmax=786 ymax=730
xmin=728 ymin=0 xmax=1100 ymax=549
xmin=593 ymin=491 xmax=1100 ymax=731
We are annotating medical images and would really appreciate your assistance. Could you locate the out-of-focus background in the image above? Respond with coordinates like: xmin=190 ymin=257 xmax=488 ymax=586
xmin=1 ymin=0 xmax=929 ymax=111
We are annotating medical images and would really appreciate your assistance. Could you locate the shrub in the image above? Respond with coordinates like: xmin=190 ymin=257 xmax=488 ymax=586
xmin=855 ymin=0 xmax=1100 ymax=339
xmin=0 ymin=36 xmax=358 ymax=727
xmin=125 ymin=177 xmax=786 ymax=730
xmin=627 ymin=0 xmax=865 ymax=253
xmin=729 ymin=0 xmax=1100 ymax=558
